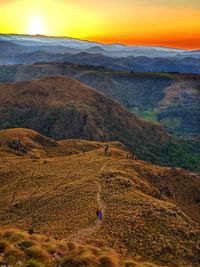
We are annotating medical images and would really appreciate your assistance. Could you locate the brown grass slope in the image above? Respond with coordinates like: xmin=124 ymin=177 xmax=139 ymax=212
xmin=0 ymin=228 xmax=165 ymax=267
xmin=0 ymin=228 xmax=122 ymax=267
xmin=0 ymin=129 xmax=199 ymax=266
xmin=0 ymin=128 xmax=68 ymax=159
xmin=0 ymin=76 xmax=172 ymax=166
xmin=0 ymin=128 xmax=123 ymax=159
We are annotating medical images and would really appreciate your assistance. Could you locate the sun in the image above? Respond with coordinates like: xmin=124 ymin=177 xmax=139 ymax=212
xmin=28 ymin=16 xmax=45 ymax=35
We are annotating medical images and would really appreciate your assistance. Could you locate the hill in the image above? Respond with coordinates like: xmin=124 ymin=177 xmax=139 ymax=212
xmin=0 ymin=76 xmax=200 ymax=171
xmin=0 ymin=76 xmax=169 ymax=159
xmin=85 ymin=46 xmax=106 ymax=53
xmin=0 ymin=62 xmax=199 ymax=137
xmin=0 ymin=128 xmax=199 ymax=266
xmin=0 ymin=128 xmax=126 ymax=159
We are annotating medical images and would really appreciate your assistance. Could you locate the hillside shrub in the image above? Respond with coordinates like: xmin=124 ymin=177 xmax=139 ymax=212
xmin=24 ymin=258 xmax=45 ymax=267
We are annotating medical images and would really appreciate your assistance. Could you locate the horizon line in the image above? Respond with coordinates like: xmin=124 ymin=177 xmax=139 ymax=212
xmin=0 ymin=32 xmax=199 ymax=51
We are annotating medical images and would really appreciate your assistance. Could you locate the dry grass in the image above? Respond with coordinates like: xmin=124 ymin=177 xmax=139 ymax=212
xmin=0 ymin=228 xmax=125 ymax=267
xmin=24 ymin=258 xmax=45 ymax=267
xmin=0 ymin=226 xmax=171 ymax=267
xmin=0 ymin=130 xmax=200 ymax=266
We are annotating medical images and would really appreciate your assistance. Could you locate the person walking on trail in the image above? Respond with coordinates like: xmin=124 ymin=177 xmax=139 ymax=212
xmin=133 ymin=155 xmax=137 ymax=160
xmin=96 ymin=209 xmax=103 ymax=220
xmin=96 ymin=209 xmax=100 ymax=219
xmin=127 ymin=153 xmax=131 ymax=159
xmin=104 ymin=145 xmax=109 ymax=155
xmin=127 ymin=153 xmax=137 ymax=160
xmin=99 ymin=210 xmax=103 ymax=220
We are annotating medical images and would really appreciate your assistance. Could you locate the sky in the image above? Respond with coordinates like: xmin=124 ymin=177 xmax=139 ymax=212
xmin=0 ymin=0 xmax=200 ymax=49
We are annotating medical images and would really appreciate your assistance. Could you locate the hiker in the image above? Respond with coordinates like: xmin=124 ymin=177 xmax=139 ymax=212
xmin=133 ymin=155 xmax=137 ymax=160
xmin=96 ymin=209 xmax=100 ymax=219
xmin=99 ymin=210 xmax=103 ymax=220
xmin=127 ymin=153 xmax=132 ymax=159
xmin=104 ymin=145 xmax=109 ymax=155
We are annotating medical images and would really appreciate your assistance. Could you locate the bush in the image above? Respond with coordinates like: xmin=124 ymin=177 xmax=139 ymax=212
xmin=79 ymin=252 xmax=99 ymax=266
xmin=1 ymin=229 xmax=16 ymax=238
xmin=59 ymin=257 xmax=83 ymax=267
xmin=9 ymin=231 xmax=28 ymax=242
xmin=19 ymin=240 xmax=36 ymax=250
xmin=25 ymin=246 xmax=51 ymax=265
xmin=98 ymin=253 xmax=120 ymax=267
xmin=124 ymin=260 xmax=136 ymax=267
xmin=4 ymin=246 xmax=25 ymax=260
xmin=24 ymin=258 xmax=45 ymax=267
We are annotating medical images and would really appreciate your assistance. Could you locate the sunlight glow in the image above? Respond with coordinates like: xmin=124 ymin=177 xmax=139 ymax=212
xmin=0 ymin=0 xmax=199 ymax=48
xmin=28 ymin=16 xmax=45 ymax=35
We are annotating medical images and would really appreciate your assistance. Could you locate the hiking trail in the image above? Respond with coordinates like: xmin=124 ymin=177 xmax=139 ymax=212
xmin=69 ymin=160 xmax=109 ymax=243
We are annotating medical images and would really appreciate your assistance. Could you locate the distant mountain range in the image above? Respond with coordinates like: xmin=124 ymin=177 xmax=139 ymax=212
xmin=0 ymin=34 xmax=200 ymax=73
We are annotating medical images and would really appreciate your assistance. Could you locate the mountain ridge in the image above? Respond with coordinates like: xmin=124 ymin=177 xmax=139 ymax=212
xmin=1 ymin=62 xmax=199 ymax=137
xmin=0 ymin=33 xmax=186 ymax=50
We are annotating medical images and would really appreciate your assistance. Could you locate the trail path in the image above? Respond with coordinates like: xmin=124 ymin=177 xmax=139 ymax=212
xmin=69 ymin=160 xmax=108 ymax=243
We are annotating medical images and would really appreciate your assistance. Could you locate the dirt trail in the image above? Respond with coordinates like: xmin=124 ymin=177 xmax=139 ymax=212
xmin=69 ymin=160 xmax=109 ymax=243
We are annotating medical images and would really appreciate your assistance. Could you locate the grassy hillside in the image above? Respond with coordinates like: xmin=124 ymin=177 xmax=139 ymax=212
xmin=0 ymin=63 xmax=199 ymax=137
xmin=0 ymin=228 xmax=166 ymax=267
xmin=0 ymin=76 xmax=199 ymax=171
xmin=0 ymin=128 xmax=116 ymax=159
xmin=0 ymin=129 xmax=200 ymax=266
xmin=0 ymin=228 xmax=121 ymax=267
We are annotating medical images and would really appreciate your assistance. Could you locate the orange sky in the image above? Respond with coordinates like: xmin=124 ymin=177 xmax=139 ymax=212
xmin=0 ymin=0 xmax=200 ymax=49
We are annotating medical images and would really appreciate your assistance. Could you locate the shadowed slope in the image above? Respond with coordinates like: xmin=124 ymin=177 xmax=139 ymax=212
xmin=0 ymin=62 xmax=199 ymax=137
xmin=0 ymin=76 xmax=170 ymax=163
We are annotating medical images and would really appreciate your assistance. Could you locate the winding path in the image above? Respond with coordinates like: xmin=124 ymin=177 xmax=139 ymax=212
xmin=69 ymin=160 xmax=109 ymax=243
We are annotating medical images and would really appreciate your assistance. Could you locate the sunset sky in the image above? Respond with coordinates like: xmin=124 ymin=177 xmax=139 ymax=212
xmin=0 ymin=0 xmax=200 ymax=49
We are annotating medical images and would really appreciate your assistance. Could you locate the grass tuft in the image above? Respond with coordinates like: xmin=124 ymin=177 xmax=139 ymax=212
xmin=25 ymin=246 xmax=51 ymax=266
xmin=24 ymin=258 xmax=45 ymax=267
xmin=98 ymin=253 xmax=120 ymax=267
